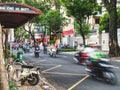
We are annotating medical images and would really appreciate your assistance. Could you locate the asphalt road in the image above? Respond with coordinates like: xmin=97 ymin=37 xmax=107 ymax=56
xmin=20 ymin=51 xmax=120 ymax=90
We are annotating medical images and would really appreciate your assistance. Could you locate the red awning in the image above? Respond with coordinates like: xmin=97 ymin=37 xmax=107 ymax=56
xmin=0 ymin=3 xmax=42 ymax=28
xmin=62 ymin=29 xmax=74 ymax=36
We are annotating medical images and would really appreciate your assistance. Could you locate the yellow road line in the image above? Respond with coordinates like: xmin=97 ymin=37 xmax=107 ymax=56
xmin=68 ymin=75 xmax=90 ymax=90
xmin=43 ymin=72 xmax=87 ymax=76
xmin=42 ymin=65 xmax=62 ymax=73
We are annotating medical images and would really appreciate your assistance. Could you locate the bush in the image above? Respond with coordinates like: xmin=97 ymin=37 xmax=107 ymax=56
xmin=47 ymin=40 xmax=55 ymax=44
xmin=9 ymin=80 xmax=18 ymax=90
xmin=10 ymin=54 xmax=17 ymax=60
xmin=60 ymin=48 xmax=76 ymax=52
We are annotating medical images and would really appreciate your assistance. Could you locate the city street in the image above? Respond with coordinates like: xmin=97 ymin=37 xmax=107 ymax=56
xmin=19 ymin=50 xmax=120 ymax=90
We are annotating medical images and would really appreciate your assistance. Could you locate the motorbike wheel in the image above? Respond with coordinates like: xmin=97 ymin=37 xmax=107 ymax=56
xmin=35 ymin=53 xmax=39 ymax=58
xmin=28 ymin=74 xmax=39 ymax=86
xmin=53 ymin=52 xmax=56 ymax=57
xmin=49 ymin=52 xmax=53 ymax=57
xmin=103 ymin=71 xmax=117 ymax=85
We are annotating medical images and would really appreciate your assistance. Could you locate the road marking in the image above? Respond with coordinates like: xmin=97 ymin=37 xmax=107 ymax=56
xmin=43 ymin=72 xmax=87 ymax=76
xmin=39 ymin=64 xmax=61 ymax=66
xmin=67 ymin=75 xmax=90 ymax=90
xmin=29 ymin=60 xmax=46 ymax=65
xmin=42 ymin=65 xmax=62 ymax=73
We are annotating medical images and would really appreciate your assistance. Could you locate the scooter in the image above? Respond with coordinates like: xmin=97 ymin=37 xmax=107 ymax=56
xmin=73 ymin=51 xmax=88 ymax=65
xmin=34 ymin=47 xmax=40 ymax=58
xmin=7 ymin=60 xmax=41 ymax=86
xmin=49 ymin=48 xmax=57 ymax=57
xmin=85 ymin=58 xmax=118 ymax=85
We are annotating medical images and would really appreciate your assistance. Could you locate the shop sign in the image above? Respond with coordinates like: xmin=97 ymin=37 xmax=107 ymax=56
xmin=62 ymin=29 xmax=74 ymax=36
xmin=0 ymin=4 xmax=35 ymax=12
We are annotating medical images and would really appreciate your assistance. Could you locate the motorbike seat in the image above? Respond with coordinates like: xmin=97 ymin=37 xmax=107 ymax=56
xmin=22 ymin=65 xmax=34 ymax=68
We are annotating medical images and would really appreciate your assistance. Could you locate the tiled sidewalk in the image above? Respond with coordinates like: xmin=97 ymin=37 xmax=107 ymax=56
xmin=18 ymin=75 xmax=56 ymax=90
xmin=18 ymin=85 xmax=42 ymax=90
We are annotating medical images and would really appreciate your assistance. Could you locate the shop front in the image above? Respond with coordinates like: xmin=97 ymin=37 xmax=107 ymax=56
xmin=62 ymin=29 xmax=74 ymax=47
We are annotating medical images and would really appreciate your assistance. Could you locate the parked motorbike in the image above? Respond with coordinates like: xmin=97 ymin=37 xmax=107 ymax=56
xmin=73 ymin=51 xmax=88 ymax=65
xmin=6 ymin=60 xmax=41 ymax=86
xmin=34 ymin=47 xmax=40 ymax=58
xmin=85 ymin=58 xmax=118 ymax=85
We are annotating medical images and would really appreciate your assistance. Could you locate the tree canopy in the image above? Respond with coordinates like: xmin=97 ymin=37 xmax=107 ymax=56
xmin=61 ymin=0 xmax=100 ymax=45
xmin=74 ymin=21 xmax=90 ymax=37
xmin=99 ymin=13 xmax=109 ymax=32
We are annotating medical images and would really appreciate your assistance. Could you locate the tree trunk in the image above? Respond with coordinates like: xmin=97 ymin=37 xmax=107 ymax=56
xmin=82 ymin=35 xmax=86 ymax=45
xmin=78 ymin=20 xmax=86 ymax=45
xmin=109 ymin=11 xmax=120 ymax=56
xmin=0 ymin=24 xmax=9 ymax=90
xmin=5 ymin=30 xmax=9 ymax=58
xmin=102 ymin=0 xmax=120 ymax=56
xmin=31 ymin=34 xmax=36 ymax=50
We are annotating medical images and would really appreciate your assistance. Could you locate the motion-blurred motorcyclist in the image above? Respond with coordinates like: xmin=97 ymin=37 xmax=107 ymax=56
xmin=48 ymin=44 xmax=57 ymax=56
xmin=34 ymin=43 xmax=40 ymax=57
xmin=84 ymin=44 xmax=107 ymax=70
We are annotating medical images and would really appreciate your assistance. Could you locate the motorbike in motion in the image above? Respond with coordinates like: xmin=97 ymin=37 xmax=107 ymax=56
xmin=6 ymin=60 xmax=41 ymax=86
xmin=48 ymin=48 xmax=57 ymax=57
xmin=85 ymin=58 xmax=118 ymax=85
xmin=73 ymin=51 xmax=88 ymax=65
xmin=34 ymin=47 xmax=40 ymax=58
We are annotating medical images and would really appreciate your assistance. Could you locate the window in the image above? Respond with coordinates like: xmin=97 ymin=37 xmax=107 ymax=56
xmin=95 ymin=18 xmax=99 ymax=24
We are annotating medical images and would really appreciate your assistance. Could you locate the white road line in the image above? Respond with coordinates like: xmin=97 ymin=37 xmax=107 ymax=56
xmin=42 ymin=65 xmax=62 ymax=73
xmin=39 ymin=64 xmax=60 ymax=66
xmin=43 ymin=72 xmax=87 ymax=76
xmin=29 ymin=60 xmax=46 ymax=64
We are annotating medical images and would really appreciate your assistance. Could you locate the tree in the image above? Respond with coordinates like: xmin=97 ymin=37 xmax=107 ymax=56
xmin=74 ymin=21 xmax=90 ymax=40
xmin=99 ymin=13 xmax=109 ymax=32
xmin=45 ymin=10 xmax=66 ymax=42
xmin=23 ymin=22 xmax=37 ymax=45
xmin=116 ymin=7 xmax=120 ymax=28
xmin=2 ymin=29 xmax=11 ymax=58
xmin=43 ymin=0 xmax=61 ymax=10
xmin=0 ymin=26 xmax=9 ymax=90
xmin=43 ymin=0 xmax=64 ymax=43
xmin=14 ymin=0 xmax=50 ymax=46
xmin=99 ymin=7 xmax=120 ymax=33
xmin=61 ymin=0 xmax=99 ymax=45
xmin=14 ymin=27 xmax=26 ymax=42
xmin=102 ymin=0 xmax=120 ymax=56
